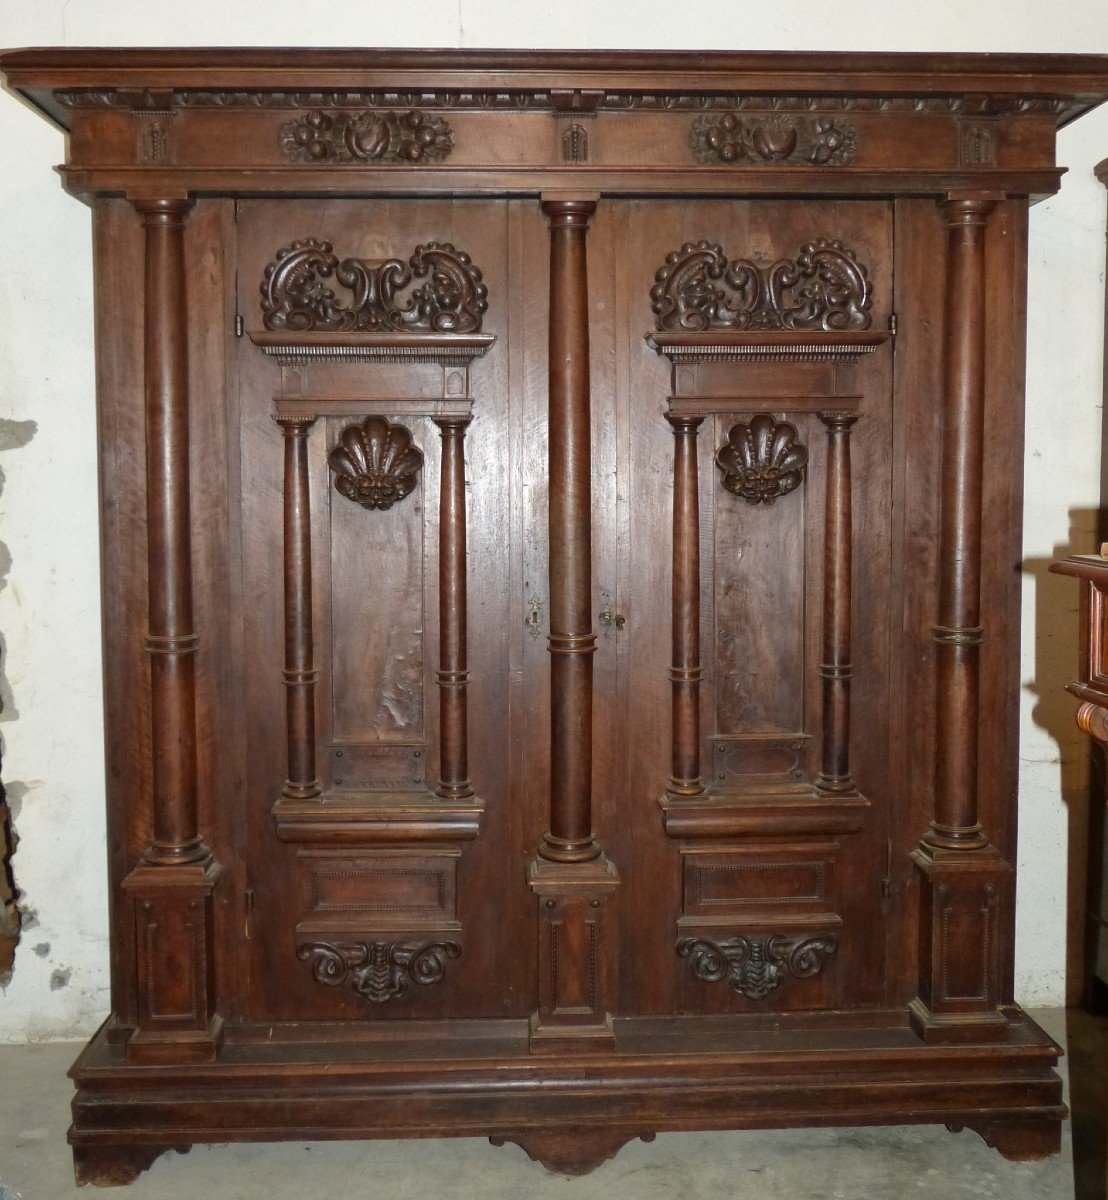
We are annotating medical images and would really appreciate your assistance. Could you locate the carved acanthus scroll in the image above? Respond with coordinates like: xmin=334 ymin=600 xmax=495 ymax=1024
xmin=691 ymin=113 xmax=856 ymax=165
xmin=260 ymin=239 xmax=488 ymax=333
xmin=677 ymin=933 xmax=838 ymax=1000
xmin=280 ymin=108 xmax=453 ymax=163
xmin=299 ymin=940 xmax=461 ymax=1004
xmin=715 ymin=415 xmax=809 ymax=505
xmin=328 ymin=416 xmax=424 ymax=511
xmin=650 ymin=239 xmax=872 ymax=332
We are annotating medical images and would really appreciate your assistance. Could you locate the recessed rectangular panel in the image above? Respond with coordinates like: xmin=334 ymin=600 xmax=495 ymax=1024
xmin=682 ymin=848 xmax=834 ymax=922
xmin=298 ymin=850 xmax=458 ymax=933
xmin=328 ymin=412 xmax=426 ymax=745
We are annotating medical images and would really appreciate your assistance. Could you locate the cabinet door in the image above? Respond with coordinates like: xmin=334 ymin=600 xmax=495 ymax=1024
xmin=605 ymin=199 xmax=895 ymax=1014
xmin=231 ymin=198 xmax=535 ymax=1022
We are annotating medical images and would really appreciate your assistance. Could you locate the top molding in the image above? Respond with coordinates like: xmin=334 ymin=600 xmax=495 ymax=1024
xmin=4 ymin=48 xmax=1108 ymax=129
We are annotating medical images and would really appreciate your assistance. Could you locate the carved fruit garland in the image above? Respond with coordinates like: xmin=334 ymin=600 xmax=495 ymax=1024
xmin=328 ymin=417 xmax=424 ymax=511
xmin=691 ymin=113 xmax=856 ymax=166
xmin=650 ymin=239 xmax=872 ymax=333
xmin=280 ymin=108 xmax=453 ymax=163
xmin=716 ymin=415 xmax=809 ymax=505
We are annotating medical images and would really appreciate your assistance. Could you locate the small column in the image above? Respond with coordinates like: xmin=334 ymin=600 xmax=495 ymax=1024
xmin=816 ymin=412 xmax=859 ymax=793
xmin=433 ymin=415 xmax=474 ymax=801
xmin=529 ymin=195 xmax=618 ymax=1053
xmin=278 ymin=416 xmax=320 ymax=800
xmin=122 ymin=197 xmax=222 ymax=1064
xmin=665 ymin=413 xmax=704 ymax=800
xmin=911 ymin=193 xmax=1010 ymax=1043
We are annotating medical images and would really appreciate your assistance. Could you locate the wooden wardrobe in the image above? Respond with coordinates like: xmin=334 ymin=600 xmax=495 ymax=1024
xmin=3 ymin=48 xmax=1107 ymax=1185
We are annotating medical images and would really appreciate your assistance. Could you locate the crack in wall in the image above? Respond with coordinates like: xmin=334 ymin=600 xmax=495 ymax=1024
xmin=0 ymin=417 xmax=38 ymax=979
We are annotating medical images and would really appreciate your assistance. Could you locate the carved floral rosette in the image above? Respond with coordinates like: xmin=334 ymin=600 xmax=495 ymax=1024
xmin=716 ymin=415 xmax=809 ymax=505
xmin=279 ymin=107 xmax=453 ymax=163
xmin=260 ymin=238 xmax=488 ymax=334
xmin=650 ymin=239 xmax=872 ymax=333
xmin=690 ymin=113 xmax=856 ymax=166
xmin=299 ymin=939 xmax=461 ymax=1004
xmin=328 ymin=416 xmax=424 ymax=511
xmin=677 ymin=933 xmax=837 ymax=1000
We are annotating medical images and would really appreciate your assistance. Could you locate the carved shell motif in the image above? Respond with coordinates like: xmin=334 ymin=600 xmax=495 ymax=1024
xmin=716 ymin=415 xmax=809 ymax=505
xmin=328 ymin=416 xmax=424 ymax=511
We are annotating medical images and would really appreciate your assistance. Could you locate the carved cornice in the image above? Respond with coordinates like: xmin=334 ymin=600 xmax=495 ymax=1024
xmin=279 ymin=108 xmax=452 ymax=163
xmin=715 ymin=415 xmax=809 ymax=505
xmin=328 ymin=416 xmax=423 ymax=512
xmin=651 ymin=239 xmax=872 ymax=333
xmin=261 ymin=238 xmax=487 ymax=334
xmin=677 ymin=933 xmax=837 ymax=1000
xmin=54 ymin=88 xmax=1072 ymax=117
xmin=691 ymin=114 xmax=856 ymax=165
xmin=299 ymin=939 xmax=460 ymax=1004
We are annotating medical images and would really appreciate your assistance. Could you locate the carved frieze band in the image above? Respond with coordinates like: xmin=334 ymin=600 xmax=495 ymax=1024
xmin=299 ymin=939 xmax=460 ymax=1004
xmin=691 ymin=114 xmax=856 ymax=165
xmin=716 ymin=415 xmax=809 ymax=505
xmin=260 ymin=239 xmax=488 ymax=333
xmin=677 ymin=933 xmax=838 ymax=1000
xmin=328 ymin=416 xmax=424 ymax=511
xmin=651 ymin=240 xmax=872 ymax=332
xmin=279 ymin=108 xmax=453 ymax=163
xmin=57 ymin=89 xmax=1070 ymax=117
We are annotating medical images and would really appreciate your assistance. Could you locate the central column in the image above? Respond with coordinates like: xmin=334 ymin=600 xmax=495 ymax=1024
xmin=541 ymin=195 xmax=601 ymax=863
xmin=529 ymin=195 xmax=618 ymax=1053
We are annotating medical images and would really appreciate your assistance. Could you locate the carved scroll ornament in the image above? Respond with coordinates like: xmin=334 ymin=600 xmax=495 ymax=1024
xmin=299 ymin=940 xmax=460 ymax=1004
xmin=677 ymin=933 xmax=837 ymax=1000
xmin=691 ymin=113 xmax=856 ymax=166
xmin=716 ymin=415 xmax=809 ymax=505
xmin=280 ymin=108 xmax=453 ymax=163
xmin=328 ymin=416 xmax=424 ymax=511
xmin=651 ymin=239 xmax=872 ymax=333
xmin=261 ymin=238 xmax=488 ymax=333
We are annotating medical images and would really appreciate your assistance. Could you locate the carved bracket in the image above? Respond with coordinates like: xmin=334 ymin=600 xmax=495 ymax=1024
xmin=716 ymin=415 xmax=809 ymax=504
xmin=691 ymin=113 xmax=856 ymax=165
xmin=651 ymin=239 xmax=872 ymax=332
xmin=299 ymin=939 xmax=460 ymax=1004
xmin=280 ymin=108 xmax=453 ymax=163
xmin=677 ymin=933 xmax=837 ymax=1000
xmin=261 ymin=238 xmax=488 ymax=333
xmin=328 ymin=416 xmax=424 ymax=511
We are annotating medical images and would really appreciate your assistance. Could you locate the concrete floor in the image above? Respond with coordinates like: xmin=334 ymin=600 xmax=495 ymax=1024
xmin=0 ymin=1009 xmax=1095 ymax=1200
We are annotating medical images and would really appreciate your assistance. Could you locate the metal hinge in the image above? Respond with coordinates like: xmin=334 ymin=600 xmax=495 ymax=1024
xmin=888 ymin=312 xmax=898 ymax=337
xmin=234 ymin=313 xmax=244 ymax=338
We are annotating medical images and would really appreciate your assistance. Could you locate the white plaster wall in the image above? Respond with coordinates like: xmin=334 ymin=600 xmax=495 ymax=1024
xmin=0 ymin=0 xmax=1105 ymax=1040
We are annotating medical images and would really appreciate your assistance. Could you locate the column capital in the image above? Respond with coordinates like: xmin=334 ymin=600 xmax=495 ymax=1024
xmin=131 ymin=195 xmax=194 ymax=223
xmin=939 ymin=192 xmax=1003 ymax=228
xmin=540 ymin=193 xmax=599 ymax=227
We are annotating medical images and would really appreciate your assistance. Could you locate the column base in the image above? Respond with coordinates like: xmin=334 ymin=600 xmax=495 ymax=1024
xmin=122 ymin=854 xmax=223 ymax=1064
xmin=528 ymin=854 xmax=619 ymax=1052
xmin=910 ymin=843 xmax=1012 ymax=1044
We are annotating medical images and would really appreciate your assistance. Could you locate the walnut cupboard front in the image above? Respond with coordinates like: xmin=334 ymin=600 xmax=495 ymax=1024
xmin=2 ymin=47 xmax=1107 ymax=1185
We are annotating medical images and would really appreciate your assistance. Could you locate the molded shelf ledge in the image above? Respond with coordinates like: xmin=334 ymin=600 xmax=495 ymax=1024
xmin=646 ymin=329 xmax=892 ymax=363
xmin=248 ymin=330 xmax=497 ymax=365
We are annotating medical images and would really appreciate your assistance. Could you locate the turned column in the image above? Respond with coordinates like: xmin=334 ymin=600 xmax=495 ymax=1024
xmin=529 ymin=195 xmax=618 ymax=1052
xmin=540 ymin=196 xmax=601 ymax=864
xmin=122 ymin=197 xmax=222 ymax=1063
xmin=816 ymin=412 xmax=859 ymax=793
xmin=666 ymin=413 xmax=704 ymax=800
xmin=434 ymin=415 xmax=474 ymax=801
xmin=911 ymin=193 xmax=1009 ymax=1043
xmin=278 ymin=416 xmax=319 ymax=800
